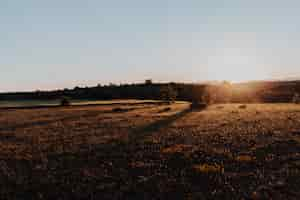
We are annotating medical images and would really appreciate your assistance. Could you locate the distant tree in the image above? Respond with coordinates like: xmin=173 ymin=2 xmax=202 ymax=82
xmin=35 ymin=90 xmax=42 ymax=98
xmin=219 ymin=81 xmax=232 ymax=103
xmin=190 ymin=85 xmax=215 ymax=110
xmin=190 ymin=85 xmax=204 ymax=103
xmin=293 ymin=93 xmax=300 ymax=104
xmin=189 ymin=85 xmax=207 ymax=110
xmin=202 ymin=86 xmax=217 ymax=104
xmin=145 ymin=79 xmax=153 ymax=85
xmin=74 ymin=86 xmax=81 ymax=90
xmin=160 ymin=85 xmax=177 ymax=103
xmin=109 ymin=83 xmax=116 ymax=87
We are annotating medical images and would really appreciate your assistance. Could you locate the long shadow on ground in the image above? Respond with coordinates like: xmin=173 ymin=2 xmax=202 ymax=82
xmin=129 ymin=107 xmax=194 ymax=142
xmin=2 ymin=105 xmax=300 ymax=199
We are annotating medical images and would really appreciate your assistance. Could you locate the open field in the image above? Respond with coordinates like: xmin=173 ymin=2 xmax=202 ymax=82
xmin=0 ymin=102 xmax=300 ymax=199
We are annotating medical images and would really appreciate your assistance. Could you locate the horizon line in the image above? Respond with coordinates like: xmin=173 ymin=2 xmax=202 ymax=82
xmin=1 ymin=78 xmax=300 ymax=94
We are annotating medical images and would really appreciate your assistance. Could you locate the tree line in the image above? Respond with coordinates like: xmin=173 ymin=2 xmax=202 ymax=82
xmin=1 ymin=80 xmax=300 ymax=103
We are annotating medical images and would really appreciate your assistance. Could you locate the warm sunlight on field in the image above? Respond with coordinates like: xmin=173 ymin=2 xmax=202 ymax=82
xmin=2 ymin=0 xmax=300 ymax=199
xmin=1 ymin=102 xmax=300 ymax=199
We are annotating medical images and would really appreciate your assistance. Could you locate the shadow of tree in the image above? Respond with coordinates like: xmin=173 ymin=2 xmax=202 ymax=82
xmin=129 ymin=107 xmax=194 ymax=142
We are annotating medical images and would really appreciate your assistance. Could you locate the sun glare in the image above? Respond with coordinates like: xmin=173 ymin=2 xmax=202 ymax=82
xmin=206 ymin=47 xmax=269 ymax=83
xmin=217 ymin=65 xmax=266 ymax=83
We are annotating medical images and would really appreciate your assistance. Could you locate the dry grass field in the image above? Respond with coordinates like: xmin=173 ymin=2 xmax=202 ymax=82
xmin=0 ymin=102 xmax=300 ymax=199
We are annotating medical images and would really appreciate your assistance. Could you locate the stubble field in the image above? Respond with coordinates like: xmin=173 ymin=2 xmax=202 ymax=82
xmin=0 ymin=102 xmax=300 ymax=199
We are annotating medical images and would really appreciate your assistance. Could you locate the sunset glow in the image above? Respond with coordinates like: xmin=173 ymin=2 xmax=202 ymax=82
xmin=1 ymin=0 xmax=300 ymax=91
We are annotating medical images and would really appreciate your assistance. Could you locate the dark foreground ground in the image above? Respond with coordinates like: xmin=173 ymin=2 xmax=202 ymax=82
xmin=0 ymin=102 xmax=300 ymax=199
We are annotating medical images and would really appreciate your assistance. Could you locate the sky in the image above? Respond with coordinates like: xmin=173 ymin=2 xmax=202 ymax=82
xmin=1 ymin=0 xmax=300 ymax=92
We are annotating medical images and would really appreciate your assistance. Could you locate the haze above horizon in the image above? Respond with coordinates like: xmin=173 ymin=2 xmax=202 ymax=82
xmin=1 ymin=0 xmax=300 ymax=92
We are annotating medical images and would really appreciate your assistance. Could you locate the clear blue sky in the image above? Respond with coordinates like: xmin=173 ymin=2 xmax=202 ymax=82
xmin=1 ymin=0 xmax=300 ymax=91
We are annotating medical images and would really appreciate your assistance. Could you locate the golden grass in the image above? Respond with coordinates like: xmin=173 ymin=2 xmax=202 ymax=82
xmin=0 ymin=102 xmax=300 ymax=198
xmin=193 ymin=163 xmax=224 ymax=174
xmin=235 ymin=155 xmax=255 ymax=162
xmin=161 ymin=144 xmax=194 ymax=154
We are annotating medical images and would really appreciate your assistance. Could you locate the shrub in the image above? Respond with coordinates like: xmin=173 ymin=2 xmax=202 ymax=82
xmin=239 ymin=104 xmax=247 ymax=109
xmin=60 ymin=97 xmax=70 ymax=106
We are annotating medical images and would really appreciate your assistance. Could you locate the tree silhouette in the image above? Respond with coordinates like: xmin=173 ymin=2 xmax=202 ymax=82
xmin=293 ymin=93 xmax=300 ymax=104
xmin=160 ymin=85 xmax=177 ymax=103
